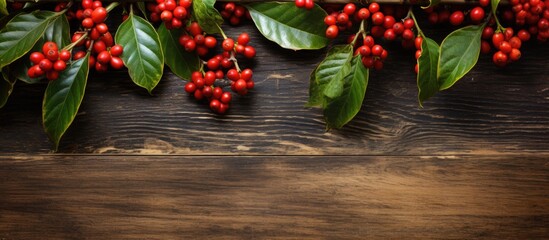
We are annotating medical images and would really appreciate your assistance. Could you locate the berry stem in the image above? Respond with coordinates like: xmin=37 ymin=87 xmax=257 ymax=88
xmin=351 ymin=19 xmax=367 ymax=46
xmin=229 ymin=52 xmax=242 ymax=72
xmin=409 ymin=8 xmax=425 ymax=38
xmin=216 ymin=23 xmax=228 ymax=40
xmin=62 ymin=32 xmax=89 ymax=51
xmin=105 ymin=2 xmax=120 ymax=12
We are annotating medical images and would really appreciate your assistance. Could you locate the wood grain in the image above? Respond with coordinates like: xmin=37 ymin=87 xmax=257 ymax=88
xmin=0 ymin=155 xmax=547 ymax=239
xmin=0 ymin=24 xmax=547 ymax=154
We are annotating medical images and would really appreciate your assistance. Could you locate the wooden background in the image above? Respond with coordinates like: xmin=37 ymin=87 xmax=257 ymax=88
xmin=1 ymin=20 xmax=548 ymax=239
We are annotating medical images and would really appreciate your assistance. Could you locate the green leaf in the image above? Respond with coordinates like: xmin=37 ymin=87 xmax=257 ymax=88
xmin=0 ymin=11 xmax=60 ymax=69
xmin=115 ymin=12 xmax=164 ymax=93
xmin=42 ymin=54 xmax=90 ymax=151
xmin=323 ymin=55 xmax=369 ymax=129
xmin=0 ymin=0 xmax=8 ymax=16
xmin=422 ymin=0 xmax=441 ymax=9
xmin=157 ymin=23 xmax=200 ymax=80
xmin=192 ymin=0 xmax=223 ymax=34
xmin=491 ymin=0 xmax=500 ymax=15
xmin=438 ymin=24 xmax=483 ymax=90
xmin=417 ymin=37 xmax=440 ymax=107
xmin=137 ymin=1 xmax=148 ymax=20
xmin=307 ymin=45 xmax=353 ymax=107
xmin=43 ymin=14 xmax=71 ymax=47
xmin=247 ymin=2 xmax=329 ymax=50
xmin=0 ymin=68 xmax=16 ymax=108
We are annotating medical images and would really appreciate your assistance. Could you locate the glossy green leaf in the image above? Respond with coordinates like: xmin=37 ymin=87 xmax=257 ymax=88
xmin=247 ymin=2 xmax=329 ymax=50
xmin=417 ymin=37 xmax=440 ymax=107
xmin=438 ymin=24 xmax=483 ymax=90
xmin=43 ymin=54 xmax=89 ymax=151
xmin=115 ymin=12 xmax=164 ymax=93
xmin=137 ymin=1 xmax=148 ymax=20
xmin=307 ymin=45 xmax=353 ymax=107
xmin=0 ymin=11 xmax=60 ymax=69
xmin=0 ymin=68 xmax=16 ymax=108
xmin=192 ymin=0 xmax=223 ymax=34
xmin=323 ymin=55 xmax=369 ymax=129
xmin=157 ymin=23 xmax=200 ymax=80
xmin=43 ymin=14 xmax=70 ymax=47
xmin=491 ymin=0 xmax=500 ymax=14
xmin=0 ymin=0 xmax=7 ymax=16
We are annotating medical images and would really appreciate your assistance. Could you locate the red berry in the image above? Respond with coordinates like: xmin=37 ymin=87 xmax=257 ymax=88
xmin=173 ymin=6 xmax=187 ymax=19
xmin=222 ymin=38 xmax=235 ymax=51
xmin=91 ymin=7 xmax=107 ymax=23
xmin=403 ymin=18 xmax=414 ymax=29
xmin=45 ymin=49 xmax=59 ymax=61
xmin=109 ymin=45 xmax=123 ymax=57
xmin=30 ymin=52 xmax=45 ymax=65
xmin=46 ymin=70 xmax=59 ymax=81
xmin=326 ymin=25 xmax=339 ymax=39
xmin=188 ymin=22 xmax=202 ymax=36
xmin=492 ymin=33 xmax=504 ymax=48
xmin=469 ymin=7 xmax=485 ymax=22
xmin=371 ymin=12 xmax=385 ymax=25
xmin=363 ymin=36 xmax=375 ymax=47
xmin=368 ymin=2 xmax=380 ymax=13
xmin=492 ymin=51 xmax=508 ymax=66
xmin=481 ymin=40 xmax=491 ymax=54
xmin=73 ymin=51 xmax=87 ymax=60
xmin=359 ymin=46 xmax=371 ymax=56
xmin=371 ymin=45 xmax=383 ymax=56
xmin=53 ymin=60 xmax=67 ymax=72
xmin=393 ymin=22 xmax=404 ymax=35
xmin=165 ymin=0 xmax=177 ymax=11
xmin=304 ymin=0 xmax=314 ymax=10
xmin=243 ymin=46 xmax=256 ymax=58
xmin=241 ymin=68 xmax=253 ymax=81
xmin=38 ymin=59 xmax=53 ymax=71
xmin=207 ymin=58 xmax=220 ymax=70
xmin=324 ymin=15 xmax=336 ymax=26
xmin=42 ymin=42 xmax=58 ymax=56
xmin=295 ymin=0 xmax=305 ymax=8
xmin=184 ymin=39 xmax=196 ymax=52
xmin=402 ymin=29 xmax=414 ymax=40
xmin=213 ymin=87 xmax=223 ymax=99
xmin=343 ymin=3 xmax=356 ymax=15
xmin=185 ymin=82 xmax=197 ymax=93
xmin=237 ymin=33 xmax=250 ymax=46
xmin=161 ymin=10 xmax=173 ymax=22
xmin=509 ymin=48 xmax=521 ymax=61
xmin=93 ymin=40 xmax=107 ymax=54
xmin=357 ymin=8 xmax=370 ymax=20
xmin=415 ymin=37 xmax=423 ymax=49
xmin=204 ymin=71 xmax=216 ymax=86
xmin=384 ymin=29 xmax=397 ymax=41
xmin=210 ymin=99 xmax=221 ymax=111
xmin=337 ymin=13 xmax=349 ymax=24
xmin=95 ymin=23 xmax=109 ymax=34
xmin=97 ymin=50 xmax=112 ymax=64
xmin=517 ymin=29 xmax=531 ymax=41
xmin=383 ymin=16 xmax=396 ymax=29
xmin=220 ymin=92 xmax=232 ymax=104
xmin=499 ymin=41 xmax=512 ymax=54
xmin=204 ymin=36 xmax=217 ymax=48
xmin=202 ymin=86 xmax=213 ymax=98
xmin=479 ymin=0 xmax=490 ymax=7
xmin=449 ymin=11 xmax=464 ymax=26
xmin=509 ymin=37 xmax=522 ymax=49
xmin=504 ymin=28 xmax=514 ymax=40
xmin=482 ymin=26 xmax=494 ymax=40
xmin=227 ymin=69 xmax=240 ymax=81
xmin=234 ymin=79 xmax=247 ymax=93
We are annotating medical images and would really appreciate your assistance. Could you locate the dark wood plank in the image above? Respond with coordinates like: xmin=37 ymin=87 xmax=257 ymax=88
xmin=0 ymin=23 xmax=548 ymax=154
xmin=1 ymin=155 xmax=547 ymax=239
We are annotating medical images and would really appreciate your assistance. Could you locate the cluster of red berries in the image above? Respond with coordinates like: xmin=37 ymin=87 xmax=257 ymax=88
xmin=295 ymin=0 xmax=315 ymax=10
xmin=27 ymin=42 xmax=71 ymax=80
xmin=481 ymin=27 xmax=526 ymax=66
xmin=179 ymin=22 xmax=218 ymax=57
xmin=183 ymin=31 xmax=256 ymax=114
xmin=219 ymin=2 xmax=251 ymax=25
xmin=75 ymin=0 xmax=108 ymax=31
xmin=424 ymin=3 xmax=486 ymax=26
xmin=508 ymin=0 xmax=549 ymax=41
xmin=351 ymin=35 xmax=388 ymax=70
xmin=324 ymin=3 xmax=373 ymax=39
xmin=148 ymin=0 xmax=192 ymax=29
xmin=413 ymin=36 xmax=423 ymax=73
